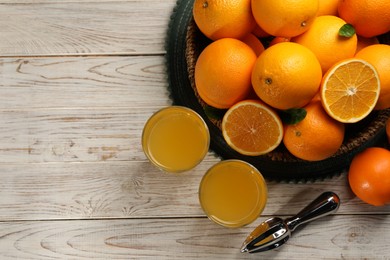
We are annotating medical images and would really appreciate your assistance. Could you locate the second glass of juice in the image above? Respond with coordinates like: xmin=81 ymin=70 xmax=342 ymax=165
xmin=142 ymin=106 xmax=210 ymax=173
xmin=199 ymin=160 xmax=268 ymax=228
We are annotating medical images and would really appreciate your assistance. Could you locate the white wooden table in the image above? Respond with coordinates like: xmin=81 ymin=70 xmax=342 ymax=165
xmin=0 ymin=1 xmax=389 ymax=259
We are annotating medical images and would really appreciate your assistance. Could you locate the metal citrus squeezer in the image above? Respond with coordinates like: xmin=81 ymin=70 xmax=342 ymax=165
xmin=241 ymin=191 xmax=340 ymax=253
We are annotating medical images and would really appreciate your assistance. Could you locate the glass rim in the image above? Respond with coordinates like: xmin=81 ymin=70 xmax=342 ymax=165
xmin=142 ymin=105 xmax=210 ymax=173
xmin=199 ymin=159 xmax=268 ymax=228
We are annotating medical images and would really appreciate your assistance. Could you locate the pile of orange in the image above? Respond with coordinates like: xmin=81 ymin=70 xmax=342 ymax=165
xmin=192 ymin=0 xmax=390 ymax=162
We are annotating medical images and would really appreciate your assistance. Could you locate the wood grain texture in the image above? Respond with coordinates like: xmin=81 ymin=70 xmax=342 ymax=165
xmin=0 ymin=1 xmax=176 ymax=56
xmin=0 ymin=161 xmax=389 ymax=221
xmin=0 ymin=56 xmax=171 ymax=109
xmin=0 ymin=217 xmax=389 ymax=259
xmin=0 ymin=107 xmax=212 ymax=163
xmin=0 ymin=0 xmax=389 ymax=259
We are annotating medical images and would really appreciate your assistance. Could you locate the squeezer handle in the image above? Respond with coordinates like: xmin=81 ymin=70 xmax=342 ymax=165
xmin=285 ymin=191 xmax=340 ymax=232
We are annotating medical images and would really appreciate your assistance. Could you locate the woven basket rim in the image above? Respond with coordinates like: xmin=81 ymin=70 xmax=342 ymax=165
xmin=165 ymin=0 xmax=390 ymax=181
xmin=185 ymin=18 xmax=390 ymax=163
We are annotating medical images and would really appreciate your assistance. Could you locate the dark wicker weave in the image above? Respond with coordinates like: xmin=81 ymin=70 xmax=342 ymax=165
xmin=166 ymin=0 xmax=390 ymax=182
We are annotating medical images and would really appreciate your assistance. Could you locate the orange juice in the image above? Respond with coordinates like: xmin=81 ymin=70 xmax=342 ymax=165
xmin=142 ymin=106 xmax=210 ymax=173
xmin=199 ymin=160 xmax=267 ymax=228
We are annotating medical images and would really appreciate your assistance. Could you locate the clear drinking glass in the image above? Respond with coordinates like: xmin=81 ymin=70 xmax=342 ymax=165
xmin=199 ymin=159 xmax=268 ymax=228
xmin=142 ymin=106 xmax=210 ymax=173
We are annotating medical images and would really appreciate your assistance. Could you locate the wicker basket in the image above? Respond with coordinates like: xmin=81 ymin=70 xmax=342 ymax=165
xmin=166 ymin=0 xmax=390 ymax=181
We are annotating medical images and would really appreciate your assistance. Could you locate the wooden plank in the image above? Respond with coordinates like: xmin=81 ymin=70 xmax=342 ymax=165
xmin=0 ymin=1 xmax=176 ymax=56
xmin=0 ymin=107 xmax=163 ymax=163
xmin=0 ymin=56 xmax=171 ymax=109
xmin=0 ymin=216 xmax=389 ymax=259
xmin=0 ymin=161 xmax=389 ymax=221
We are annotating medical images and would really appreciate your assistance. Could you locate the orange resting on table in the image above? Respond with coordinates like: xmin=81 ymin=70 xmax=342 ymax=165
xmin=348 ymin=147 xmax=390 ymax=206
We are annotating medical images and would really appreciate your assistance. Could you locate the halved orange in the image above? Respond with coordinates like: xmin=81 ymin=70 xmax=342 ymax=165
xmin=320 ymin=58 xmax=380 ymax=123
xmin=222 ymin=100 xmax=283 ymax=156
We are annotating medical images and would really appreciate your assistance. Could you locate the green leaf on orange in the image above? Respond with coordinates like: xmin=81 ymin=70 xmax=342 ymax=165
xmin=339 ymin=24 xmax=356 ymax=38
xmin=280 ymin=108 xmax=307 ymax=125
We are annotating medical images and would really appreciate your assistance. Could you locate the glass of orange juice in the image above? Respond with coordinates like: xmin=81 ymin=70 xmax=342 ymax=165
xmin=199 ymin=160 xmax=268 ymax=228
xmin=142 ymin=106 xmax=210 ymax=173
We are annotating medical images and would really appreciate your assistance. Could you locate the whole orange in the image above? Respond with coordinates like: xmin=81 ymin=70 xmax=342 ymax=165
xmin=355 ymin=44 xmax=390 ymax=110
xmin=193 ymin=0 xmax=255 ymax=41
xmin=338 ymin=0 xmax=390 ymax=38
xmin=283 ymin=101 xmax=345 ymax=161
xmin=251 ymin=42 xmax=322 ymax=110
xmin=348 ymin=147 xmax=390 ymax=206
xmin=292 ymin=15 xmax=357 ymax=73
xmin=251 ymin=0 xmax=319 ymax=37
xmin=195 ymin=38 xmax=257 ymax=109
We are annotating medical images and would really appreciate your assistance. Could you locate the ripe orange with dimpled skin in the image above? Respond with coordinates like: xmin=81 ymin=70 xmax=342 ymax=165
xmin=195 ymin=38 xmax=257 ymax=109
xmin=251 ymin=0 xmax=319 ymax=38
xmin=338 ymin=0 xmax=390 ymax=38
xmin=348 ymin=147 xmax=390 ymax=206
xmin=292 ymin=15 xmax=357 ymax=74
xmin=193 ymin=0 xmax=256 ymax=41
xmin=355 ymin=44 xmax=390 ymax=110
xmin=251 ymin=42 xmax=322 ymax=110
xmin=283 ymin=101 xmax=345 ymax=161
